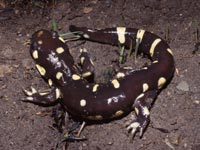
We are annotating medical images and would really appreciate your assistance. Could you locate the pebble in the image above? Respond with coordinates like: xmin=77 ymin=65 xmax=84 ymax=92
xmin=82 ymin=143 xmax=87 ymax=147
xmin=108 ymin=141 xmax=113 ymax=145
xmin=176 ymin=81 xmax=189 ymax=92
xmin=193 ymin=100 xmax=200 ymax=104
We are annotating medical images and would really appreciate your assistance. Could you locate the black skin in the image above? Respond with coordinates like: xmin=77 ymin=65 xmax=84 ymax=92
xmin=23 ymin=26 xmax=175 ymax=140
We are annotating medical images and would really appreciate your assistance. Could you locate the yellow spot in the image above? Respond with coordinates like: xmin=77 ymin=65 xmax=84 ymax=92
xmin=167 ymin=48 xmax=173 ymax=56
xmin=143 ymin=107 xmax=150 ymax=116
xmin=32 ymin=50 xmax=38 ymax=59
xmin=142 ymin=67 xmax=148 ymax=70
xmin=117 ymin=27 xmax=126 ymax=44
xmin=136 ymin=93 xmax=144 ymax=100
xmin=116 ymin=72 xmax=125 ymax=78
xmin=134 ymin=107 xmax=139 ymax=115
xmin=55 ymin=88 xmax=61 ymax=99
xmin=80 ymin=99 xmax=86 ymax=107
xmin=123 ymin=66 xmax=133 ymax=70
xmin=88 ymin=115 xmax=103 ymax=120
xmin=114 ymin=110 xmax=124 ymax=117
xmin=36 ymin=64 xmax=46 ymax=76
xmin=153 ymin=60 xmax=158 ymax=63
xmin=48 ymin=79 xmax=53 ymax=86
xmin=111 ymin=79 xmax=120 ymax=89
xmin=158 ymin=77 xmax=166 ymax=89
xmin=82 ymin=72 xmax=92 ymax=78
xmin=90 ymin=58 xmax=94 ymax=65
xmin=56 ymin=47 xmax=64 ymax=54
xmin=80 ymin=57 xmax=85 ymax=64
xmin=38 ymin=40 xmax=43 ymax=45
xmin=150 ymin=39 xmax=161 ymax=57
xmin=80 ymin=48 xmax=87 ymax=53
xmin=56 ymin=72 xmax=63 ymax=80
xmin=59 ymin=37 xmax=65 ymax=43
xmin=136 ymin=29 xmax=145 ymax=44
xmin=37 ymin=30 xmax=44 ymax=37
xmin=39 ymin=92 xmax=48 ymax=96
xmin=95 ymin=115 xmax=103 ymax=120
xmin=83 ymin=34 xmax=90 ymax=39
xmin=143 ymin=83 xmax=149 ymax=92
xmin=92 ymin=84 xmax=99 ymax=92
xmin=72 ymin=74 xmax=81 ymax=80
xmin=83 ymin=48 xmax=88 ymax=52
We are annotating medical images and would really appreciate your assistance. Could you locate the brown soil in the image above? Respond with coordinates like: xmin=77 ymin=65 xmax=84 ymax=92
xmin=0 ymin=0 xmax=199 ymax=150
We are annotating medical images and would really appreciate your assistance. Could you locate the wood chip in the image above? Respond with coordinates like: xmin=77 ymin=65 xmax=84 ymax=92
xmin=83 ymin=7 xmax=93 ymax=14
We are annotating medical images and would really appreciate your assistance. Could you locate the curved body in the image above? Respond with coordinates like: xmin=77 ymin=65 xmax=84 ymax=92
xmin=23 ymin=26 xmax=175 ymax=137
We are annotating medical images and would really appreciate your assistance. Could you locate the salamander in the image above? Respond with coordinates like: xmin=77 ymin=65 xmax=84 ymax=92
xmin=23 ymin=26 xmax=175 ymax=138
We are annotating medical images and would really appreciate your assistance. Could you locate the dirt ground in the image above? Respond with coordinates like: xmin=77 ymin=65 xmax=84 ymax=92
xmin=0 ymin=0 xmax=200 ymax=150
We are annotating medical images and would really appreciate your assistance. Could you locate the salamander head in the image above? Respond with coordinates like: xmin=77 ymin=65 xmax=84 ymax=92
xmin=30 ymin=29 xmax=65 ymax=59
xmin=30 ymin=29 xmax=74 ymax=86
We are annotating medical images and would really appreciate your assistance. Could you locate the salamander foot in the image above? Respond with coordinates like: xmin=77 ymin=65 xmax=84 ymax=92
xmin=127 ymin=116 xmax=150 ymax=138
xmin=127 ymin=90 xmax=157 ymax=138
xmin=22 ymin=86 xmax=60 ymax=106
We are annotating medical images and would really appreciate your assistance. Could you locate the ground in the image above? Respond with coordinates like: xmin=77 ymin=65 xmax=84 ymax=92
xmin=0 ymin=0 xmax=200 ymax=150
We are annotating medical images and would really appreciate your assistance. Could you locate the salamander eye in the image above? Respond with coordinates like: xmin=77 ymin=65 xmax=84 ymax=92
xmin=31 ymin=41 xmax=38 ymax=50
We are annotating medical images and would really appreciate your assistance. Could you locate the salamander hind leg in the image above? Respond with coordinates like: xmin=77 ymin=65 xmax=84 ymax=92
xmin=127 ymin=90 xmax=158 ymax=138
xmin=22 ymin=86 xmax=61 ymax=106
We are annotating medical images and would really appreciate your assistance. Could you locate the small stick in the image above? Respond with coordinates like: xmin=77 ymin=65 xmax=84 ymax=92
xmin=76 ymin=121 xmax=86 ymax=137
xmin=165 ymin=23 xmax=170 ymax=43
xmin=127 ymin=39 xmax=133 ymax=59
xmin=194 ymin=20 xmax=199 ymax=43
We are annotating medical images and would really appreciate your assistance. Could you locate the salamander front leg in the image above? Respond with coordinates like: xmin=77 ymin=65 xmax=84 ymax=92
xmin=79 ymin=48 xmax=95 ymax=82
xmin=127 ymin=90 xmax=157 ymax=138
xmin=22 ymin=86 xmax=61 ymax=106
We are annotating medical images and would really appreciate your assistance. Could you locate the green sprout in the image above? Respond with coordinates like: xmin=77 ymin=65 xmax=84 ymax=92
xmin=118 ymin=44 xmax=125 ymax=64
xmin=52 ymin=19 xmax=57 ymax=31
xmin=134 ymin=38 xmax=141 ymax=63
xmin=193 ymin=20 xmax=200 ymax=54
